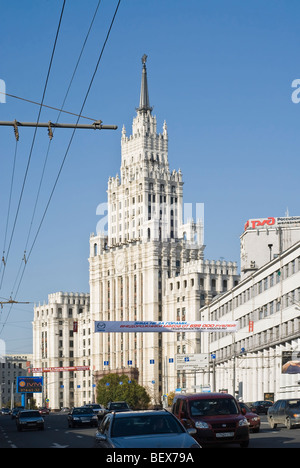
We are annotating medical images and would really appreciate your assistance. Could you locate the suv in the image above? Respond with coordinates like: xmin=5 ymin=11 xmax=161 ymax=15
xmin=172 ymin=393 xmax=249 ymax=447
xmin=97 ymin=401 xmax=131 ymax=424
xmin=107 ymin=401 xmax=131 ymax=412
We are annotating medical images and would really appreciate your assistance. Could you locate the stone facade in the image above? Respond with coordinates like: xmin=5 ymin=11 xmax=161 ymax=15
xmin=33 ymin=292 xmax=91 ymax=409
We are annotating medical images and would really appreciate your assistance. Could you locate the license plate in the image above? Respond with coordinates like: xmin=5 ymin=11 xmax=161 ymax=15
xmin=216 ymin=432 xmax=234 ymax=438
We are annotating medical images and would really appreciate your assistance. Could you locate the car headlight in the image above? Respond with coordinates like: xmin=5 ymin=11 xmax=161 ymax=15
xmin=195 ymin=420 xmax=209 ymax=429
xmin=239 ymin=417 xmax=248 ymax=427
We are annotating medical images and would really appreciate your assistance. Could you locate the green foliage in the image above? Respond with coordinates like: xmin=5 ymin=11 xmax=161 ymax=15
xmin=96 ymin=373 xmax=150 ymax=409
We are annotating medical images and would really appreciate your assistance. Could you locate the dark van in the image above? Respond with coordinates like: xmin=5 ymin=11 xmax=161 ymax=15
xmin=172 ymin=392 xmax=249 ymax=447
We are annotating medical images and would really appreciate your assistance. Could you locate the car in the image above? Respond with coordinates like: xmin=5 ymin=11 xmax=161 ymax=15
xmin=60 ymin=407 xmax=70 ymax=413
xmin=11 ymin=407 xmax=24 ymax=419
xmin=249 ymin=400 xmax=273 ymax=414
xmin=83 ymin=403 xmax=104 ymax=414
xmin=94 ymin=410 xmax=201 ymax=448
xmin=172 ymin=392 xmax=249 ymax=448
xmin=67 ymin=407 xmax=98 ymax=428
xmin=16 ymin=410 xmax=44 ymax=431
xmin=1 ymin=408 xmax=11 ymax=415
xmin=239 ymin=402 xmax=260 ymax=433
xmin=38 ymin=407 xmax=50 ymax=415
xmin=97 ymin=401 xmax=131 ymax=424
xmin=106 ymin=401 xmax=131 ymax=412
xmin=267 ymin=398 xmax=300 ymax=430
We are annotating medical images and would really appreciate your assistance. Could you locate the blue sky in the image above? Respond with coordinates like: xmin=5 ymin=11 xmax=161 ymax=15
xmin=0 ymin=0 xmax=300 ymax=353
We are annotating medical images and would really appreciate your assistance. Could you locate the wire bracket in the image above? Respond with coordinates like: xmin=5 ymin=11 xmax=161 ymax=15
xmin=13 ymin=119 xmax=19 ymax=141
xmin=48 ymin=121 xmax=53 ymax=140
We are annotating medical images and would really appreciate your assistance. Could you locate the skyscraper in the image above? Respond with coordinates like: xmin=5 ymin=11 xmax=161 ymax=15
xmin=89 ymin=56 xmax=238 ymax=403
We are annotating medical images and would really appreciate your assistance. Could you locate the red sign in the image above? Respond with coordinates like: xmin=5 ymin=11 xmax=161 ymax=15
xmin=249 ymin=321 xmax=254 ymax=332
xmin=244 ymin=217 xmax=275 ymax=231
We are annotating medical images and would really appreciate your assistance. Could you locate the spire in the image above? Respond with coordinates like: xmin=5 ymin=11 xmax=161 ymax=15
xmin=137 ymin=54 xmax=152 ymax=113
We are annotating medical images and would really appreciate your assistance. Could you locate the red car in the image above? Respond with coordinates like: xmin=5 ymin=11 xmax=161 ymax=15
xmin=172 ymin=393 xmax=249 ymax=448
xmin=239 ymin=403 xmax=260 ymax=433
xmin=38 ymin=407 xmax=50 ymax=415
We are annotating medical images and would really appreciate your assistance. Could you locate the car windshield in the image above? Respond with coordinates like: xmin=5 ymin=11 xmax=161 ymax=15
xmin=19 ymin=411 xmax=40 ymax=418
xmin=73 ymin=408 xmax=92 ymax=414
xmin=111 ymin=414 xmax=184 ymax=437
xmin=189 ymin=398 xmax=239 ymax=416
xmin=287 ymin=400 xmax=300 ymax=409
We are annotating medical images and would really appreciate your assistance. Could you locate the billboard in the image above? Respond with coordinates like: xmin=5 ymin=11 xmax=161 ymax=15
xmin=17 ymin=376 xmax=43 ymax=393
xmin=282 ymin=351 xmax=300 ymax=374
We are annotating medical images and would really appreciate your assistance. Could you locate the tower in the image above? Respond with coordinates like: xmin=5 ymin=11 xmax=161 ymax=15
xmin=89 ymin=56 xmax=205 ymax=403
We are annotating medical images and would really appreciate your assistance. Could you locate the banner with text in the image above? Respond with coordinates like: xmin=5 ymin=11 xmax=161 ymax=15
xmin=29 ymin=366 xmax=90 ymax=373
xmin=94 ymin=321 xmax=238 ymax=333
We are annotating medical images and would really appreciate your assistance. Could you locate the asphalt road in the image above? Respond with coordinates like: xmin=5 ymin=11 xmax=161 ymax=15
xmin=0 ymin=412 xmax=96 ymax=448
xmin=1 ymin=413 xmax=300 ymax=449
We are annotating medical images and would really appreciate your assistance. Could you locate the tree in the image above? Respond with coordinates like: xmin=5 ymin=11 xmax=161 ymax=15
xmin=96 ymin=373 xmax=150 ymax=409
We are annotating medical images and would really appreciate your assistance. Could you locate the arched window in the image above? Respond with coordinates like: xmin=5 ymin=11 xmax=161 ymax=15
xmin=94 ymin=243 xmax=98 ymax=256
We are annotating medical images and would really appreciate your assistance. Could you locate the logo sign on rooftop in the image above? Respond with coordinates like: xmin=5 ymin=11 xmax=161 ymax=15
xmin=244 ymin=216 xmax=300 ymax=231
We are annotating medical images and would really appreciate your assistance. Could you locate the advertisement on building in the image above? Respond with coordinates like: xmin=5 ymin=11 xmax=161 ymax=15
xmin=282 ymin=351 xmax=300 ymax=374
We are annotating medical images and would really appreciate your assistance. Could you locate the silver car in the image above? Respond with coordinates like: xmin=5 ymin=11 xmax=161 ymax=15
xmin=94 ymin=410 xmax=201 ymax=448
xmin=268 ymin=399 xmax=300 ymax=429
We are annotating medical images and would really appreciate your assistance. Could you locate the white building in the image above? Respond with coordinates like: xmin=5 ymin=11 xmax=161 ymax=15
xmin=200 ymin=217 xmax=300 ymax=403
xmin=241 ymin=215 xmax=300 ymax=278
xmin=89 ymin=56 xmax=239 ymax=404
xmin=33 ymin=292 xmax=92 ymax=409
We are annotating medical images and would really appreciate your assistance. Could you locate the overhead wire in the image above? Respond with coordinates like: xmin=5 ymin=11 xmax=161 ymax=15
xmin=0 ymin=0 xmax=67 ymax=334
xmin=0 ymin=91 xmax=97 ymax=121
xmin=10 ymin=0 xmax=102 ymax=297
xmin=0 ymin=138 xmax=18 ymax=280
xmin=0 ymin=0 xmax=122 ymax=336
xmin=0 ymin=0 xmax=66 ymax=292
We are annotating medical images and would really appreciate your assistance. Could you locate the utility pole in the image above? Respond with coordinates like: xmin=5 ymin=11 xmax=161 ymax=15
xmin=0 ymin=297 xmax=30 ymax=308
xmin=0 ymin=119 xmax=117 ymax=141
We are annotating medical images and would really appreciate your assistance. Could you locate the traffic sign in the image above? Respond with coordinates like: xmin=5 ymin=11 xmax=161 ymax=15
xmin=176 ymin=353 xmax=209 ymax=371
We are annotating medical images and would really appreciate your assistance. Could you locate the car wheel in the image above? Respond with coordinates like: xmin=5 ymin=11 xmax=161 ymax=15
xmin=269 ymin=417 xmax=277 ymax=429
xmin=286 ymin=417 xmax=293 ymax=430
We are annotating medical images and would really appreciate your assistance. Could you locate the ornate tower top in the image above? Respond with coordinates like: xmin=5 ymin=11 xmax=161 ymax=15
xmin=137 ymin=54 xmax=152 ymax=113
